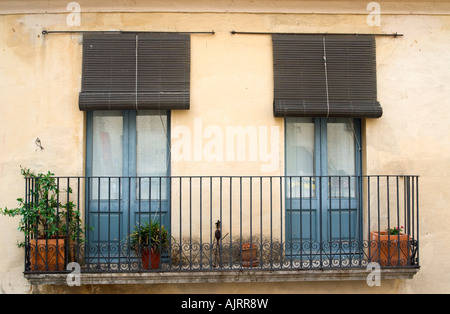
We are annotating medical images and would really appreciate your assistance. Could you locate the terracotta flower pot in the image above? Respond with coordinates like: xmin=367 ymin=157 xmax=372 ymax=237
xmin=369 ymin=231 xmax=410 ymax=266
xmin=140 ymin=247 xmax=161 ymax=270
xmin=29 ymin=238 xmax=65 ymax=271
xmin=241 ymin=242 xmax=259 ymax=267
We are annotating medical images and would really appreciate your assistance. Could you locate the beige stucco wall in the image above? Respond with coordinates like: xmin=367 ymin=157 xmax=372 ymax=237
xmin=0 ymin=0 xmax=449 ymax=294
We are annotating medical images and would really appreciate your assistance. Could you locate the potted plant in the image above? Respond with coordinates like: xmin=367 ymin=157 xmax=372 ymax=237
xmin=369 ymin=226 xmax=410 ymax=266
xmin=241 ymin=242 xmax=259 ymax=267
xmin=0 ymin=167 xmax=86 ymax=272
xmin=129 ymin=220 xmax=170 ymax=270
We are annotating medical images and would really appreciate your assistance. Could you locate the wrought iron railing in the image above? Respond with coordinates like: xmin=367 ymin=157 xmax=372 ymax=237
xmin=23 ymin=175 xmax=419 ymax=273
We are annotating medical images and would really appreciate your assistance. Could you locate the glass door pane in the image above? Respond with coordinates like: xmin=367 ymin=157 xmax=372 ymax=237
xmin=286 ymin=117 xmax=315 ymax=198
xmin=91 ymin=111 xmax=123 ymax=199
xmin=327 ymin=118 xmax=356 ymax=198
xmin=136 ymin=110 xmax=169 ymax=201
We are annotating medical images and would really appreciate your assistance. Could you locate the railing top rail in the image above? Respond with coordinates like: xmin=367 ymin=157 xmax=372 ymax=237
xmin=24 ymin=174 xmax=420 ymax=180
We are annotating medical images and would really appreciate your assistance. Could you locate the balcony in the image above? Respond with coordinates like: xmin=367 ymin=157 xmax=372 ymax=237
xmin=21 ymin=175 xmax=420 ymax=285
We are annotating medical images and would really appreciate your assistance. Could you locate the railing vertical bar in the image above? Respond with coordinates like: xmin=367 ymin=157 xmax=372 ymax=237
xmin=200 ymin=177 xmax=203 ymax=269
xmin=209 ymin=177 xmax=213 ymax=269
xmin=118 ymin=178 xmax=121 ymax=271
xmin=220 ymin=177 xmax=223 ymax=268
xmin=97 ymin=177 xmax=101 ymax=268
xmin=24 ymin=177 xmax=28 ymax=272
xmin=411 ymin=176 xmax=415 ymax=264
xmin=403 ymin=176 xmax=407 ymax=237
xmin=30 ymin=178 xmax=40 ymax=270
xmin=269 ymin=177 xmax=273 ymax=269
xmin=65 ymin=178 xmax=70 ymax=272
xmin=168 ymin=176 xmax=172 ymax=270
xmin=26 ymin=177 xmax=31 ymax=272
xmin=411 ymin=177 xmax=414 ymax=238
xmin=299 ymin=176 xmax=303 ymax=268
xmin=416 ymin=176 xmax=420 ymax=266
xmin=77 ymin=177 xmax=81 ymax=268
xmin=326 ymin=176 xmax=330 ymax=266
xmin=250 ymin=177 xmax=253 ymax=268
xmin=406 ymin=177 xmax=413 ymax=238
xmin=367 ymin=176 xmax=370 ymax=257
xmin=159 ymin=176 xmax=162 ymax=270
xmin=405 ymin=176 xmax=410 ymax=266
xmin=147 ymin=177 xmax=151 ymax=270
xmin=377 ymin=176 xmax=381 ymax=264
xmin=240 ymin=177 xmax=243 ymax=269
xmin=357 ymin=175 xmax=363 ymax=266
xmin=396 ymin=176 xmax=401 ymax=266
xmin=32 ymin=176 xmax=36 ymax=271
xmin=86 ymin=177 xmax=91 ymax=269
xmin=27 ymin=177 xmax=33 ymax=272
xmin=412 ymin=176 xmax=416 ymax=240
xmin=148 ymin=177 xmax=152 ymax=271
xmin=32 ymin=177 xmax=36 ymax=271
xmin=279 ymin=177 xmax=283 ymax=269
xmin=319 ymin=176 xmax=323 ymax=268
xmin=34 ymin=177 xmax=39 ymax=271
xmin=108 ymin=177 xmax=112 ymax=270
xmin=148 ymin=176 xmax=152 ymax=270
xmin=189 ymin=177 xmax=192 ymax=268
xmin=338 ymin=176 xmax=342 ymax=266
xmin=54 ymin=177 xmax=60 ymax=272
xmin=179 ymin=177 xmax=182 ymax=270
xmin=329 ymin=176 xmax=333 ymax=267
xmin=310 ymin=176 xmax=314 ymax=266
xmin=128 ymin=177 xmax=131 ymax=269
xmin=260 ymin=177 xmax=263 ymax=269
xmin=336 ymin=177 xmax=340 ymax=266
xmin=348 ymin=176 xmax=352 ymax=263
xmin=354 ymin=176 xmax=359 ymax=265
xmin=138 ymin=177 xmax=142 ymax=270
xmin=289 ymin=176 xmax=292 ymax=268
xmin=386 ymin=176 xmax=391 ymax=265
xmin=230 ymin=177 xmax=233 ymax=269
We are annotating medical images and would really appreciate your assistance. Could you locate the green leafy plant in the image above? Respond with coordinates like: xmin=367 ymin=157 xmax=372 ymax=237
xmin=0 ymin=167 xmax=86 ymax=247
xmin=129 ymin=220 xmax=170 ymax=254
xmin=388 ymin=226 xmax=404 ymax=236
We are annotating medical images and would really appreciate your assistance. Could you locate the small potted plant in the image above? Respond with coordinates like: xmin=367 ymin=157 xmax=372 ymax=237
xmin=129 ymin=220 xmax=170 ymax=270
xmin=241 ymin=242 xmax=259 ymax=267
xmin=0 ymin=167 xmax=86 ymax=272
xmin=369 ymin=226 xmax=410 ymax=266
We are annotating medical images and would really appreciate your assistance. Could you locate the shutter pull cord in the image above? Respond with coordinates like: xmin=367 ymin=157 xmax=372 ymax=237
xmin=323 ymin=36 xmax=330 ymax=119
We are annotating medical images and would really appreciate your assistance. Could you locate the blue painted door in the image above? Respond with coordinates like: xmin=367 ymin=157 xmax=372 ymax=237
xmin=85 ymin=110 xmax=170 ymax=262
xmin=285 ymin=118 xmax=362 ymax=259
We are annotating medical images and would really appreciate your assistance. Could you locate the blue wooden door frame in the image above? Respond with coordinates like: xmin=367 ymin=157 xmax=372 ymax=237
xmin=285 ymin=118 xmax=363 ymax=259
xmin=85 ymin=110 xmax=171 ymax=262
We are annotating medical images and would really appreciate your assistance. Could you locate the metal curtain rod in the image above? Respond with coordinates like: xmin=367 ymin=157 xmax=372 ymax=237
xmin=42 ymin=30 xmax=215 ymax=35
xmin=230 ymin=30 xmax=403 ymax=37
